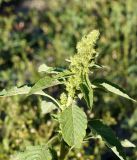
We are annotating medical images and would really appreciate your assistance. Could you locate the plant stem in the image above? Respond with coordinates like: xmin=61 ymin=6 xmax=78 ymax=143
xmin=47 ymin=135 xmax=59 ymax=146
xmin=59 ymin=140 xmax=70 ymax=160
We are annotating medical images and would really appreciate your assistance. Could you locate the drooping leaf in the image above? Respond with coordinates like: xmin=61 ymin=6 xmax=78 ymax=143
xmin=0 ymin=85 xmax=31 ymax=97
xmin=29 ymin=71 xmax=72 ymax=95
xmin=59 ymin=105 xmax=87 ymax=148
xmin=80 ymin=83 xmax=93 ymax=110
xmin=0 ymin=86 xmax=50 ymax=97
xmin=0 ymin=85 xmax=62 ymax=110
xmin=89 ymin=119 xmax=126 ymax=160
xmin=41 ymin=100 xmax=57 ymax=114
xmin=29 ymin=76 xmax=61 ymax=95
xmin=14 ymin=145 xmax=52 ymax=160
xmin=92 ymin=79 xmax=136 ymax=102
xmin=80 ymin=74 xmax=93 ymax=110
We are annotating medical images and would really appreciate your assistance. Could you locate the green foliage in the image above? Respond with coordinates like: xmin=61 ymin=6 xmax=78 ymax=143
xmin=0 ymin=86 xmax=31 ymax=97
xmin=89 ymin=120 xmax=126 ymax=160
xmin=80 ymin=75 xmax=93 ymax=110
xmin=92 ymin=79 xmax=136 ymax=102
xmin=0 ymin=30 xmax=136 ymax=160
xmin=0 ymin=0 xmax=137 ymax=159
xmin=14 ymin=145 xmax=52 ymax=160
xmin=29 ymin=76 xmax=61 ymax=95
xmin=64 ymin=30 xmax=99 ymax=99
xmin=59 ymin=105 xmax=87 ymax=148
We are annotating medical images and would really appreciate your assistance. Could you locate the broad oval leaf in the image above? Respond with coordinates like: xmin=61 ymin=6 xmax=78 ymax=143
xmin=59 ymin=105 xmax=87 ymax=148
xmin=92 ymin=79 xmax=136 ymax=102
xmin=89 ymin=120 xmax=126 ymax=160
xmin=14 ymin=145 xmax=52 ymax=160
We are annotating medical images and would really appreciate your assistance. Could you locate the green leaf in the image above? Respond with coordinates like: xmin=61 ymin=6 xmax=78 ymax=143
xmin=0 ymin=86 xmax=52 ymax=98
xmin=89 ymin=120 xmax=126 ymax=160
xmin=92 ymin=79 xmax=136 ymax=102
xmin=0 ymin=85 xmax=62 ymax=109
xmin=29 ymin=76 xmax=61 ymax=95
xmin=59 ymin=105 xmax=87 ymax=148
xmin=0 ymin=71 xmax=72 ymax=97
xmin=0 ymin=85 xmax=31 ymax=97
xmin=80 ymin=83 xmax=93 ymax=110
xmin=29 ymin=71 xmax=72 ymax=95
xmin=41 ymin=100 xmax=57 ymax=114
xmin=14 ymin=145 xmax=52 ymax=160
xmin=80 ymin=74 xmax=93 ymax=110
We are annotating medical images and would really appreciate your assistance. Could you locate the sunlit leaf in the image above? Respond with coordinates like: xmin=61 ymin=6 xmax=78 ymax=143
xmin=0 ymin=85 xmax=31 ymax=97
xmin=80 ymin=83 xmax=93 ymax=110
xmin=92 ymin=79 xmax=136 ymax=102
xmin=14 ymin=145 xmax=52 ymax=160
xmin=29 ymin=76 xmax=61 ymax=95
xmin=59 ymin=105 xmax=87 ymax=148
xmin=89 ymin=119 xmax=126 ymax=160
xmin=29 ymin=71 xmax=72 ymax=95
xmin=80 ymin=75 xmax=93 ymax=110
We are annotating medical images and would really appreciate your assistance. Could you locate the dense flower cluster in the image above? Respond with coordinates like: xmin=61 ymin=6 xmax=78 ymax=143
xmin=60 ymin=30 xmax=99 ymax=106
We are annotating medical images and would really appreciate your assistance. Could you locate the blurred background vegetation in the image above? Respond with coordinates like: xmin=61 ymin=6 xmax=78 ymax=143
xmin=0 ymin=0 xmax=137 ymax=159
